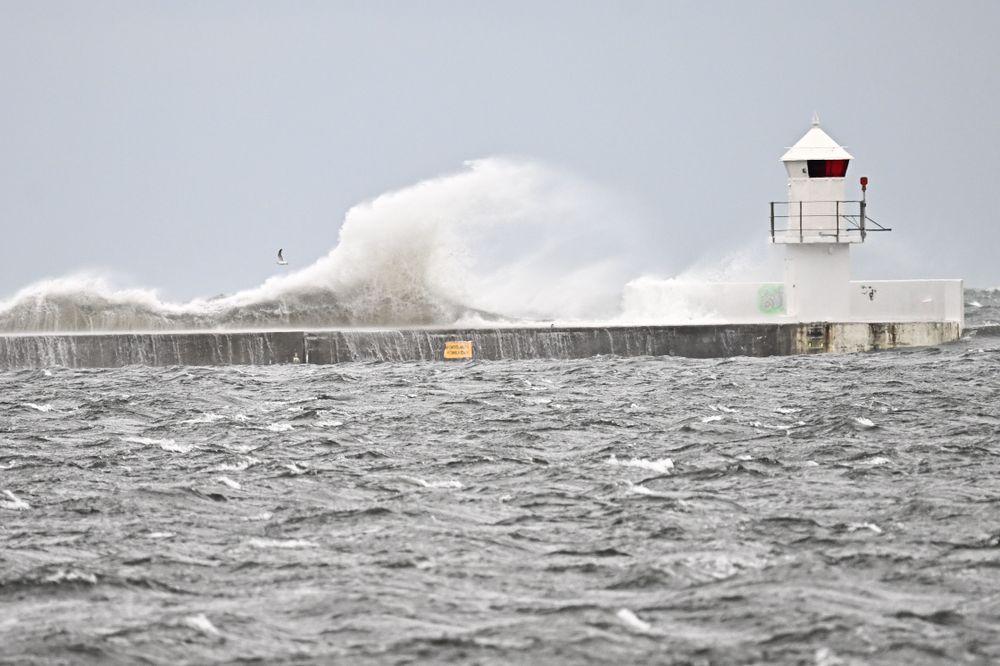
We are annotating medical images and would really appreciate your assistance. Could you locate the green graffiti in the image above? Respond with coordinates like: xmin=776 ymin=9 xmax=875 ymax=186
xmin=757 ymin=284 xmax=785 ymax=315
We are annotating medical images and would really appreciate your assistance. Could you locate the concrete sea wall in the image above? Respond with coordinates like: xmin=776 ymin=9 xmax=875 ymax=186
xmin=0 ymin=321 xmax=963 ymax=369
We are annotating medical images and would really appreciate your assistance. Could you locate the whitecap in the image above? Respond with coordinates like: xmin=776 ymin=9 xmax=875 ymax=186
xmin=847 ymin=522 xmax=883 ymax=534
xmin=214 ymin=457 xmax=260 ymax=472
xmin=626 ymin=483 xmax=672 ymax=499
xmin=22 ymin=403 xmax=53 ymax=412
xmin=44 ymin=569 xmax=97 ymax=585
xmin=315 ymin=420 xmax=344 ymax=428
xmin=183 ymin=613 xmax=221 ymax=636
xmin=853 ymin=417 xmax=876 ymax=428
xmin=616 ymin=608 xmax=653 ymax=633
xmin=815 ymin=646 xmax=846 ymax=666
xmin=751 ymin=420 xmax=798 ymax=431
xmin=146 ymin=531 xmax=175 ymax=539
xmin=774 ymin=407 xmax=801 ymax=414
xmin=247 ymin=537 xmax=317 ymax=549
xmin=969 ymin=301 xmax=983 ymax=308
xmin=124 ymin=436 xmax=192 ymax=453
xmin=181 ymin=412 xmax=226 ymax=425
xmin=217 ymin=476 xmax=242 ymax=490
xmin=863 ymin=456 xmax=890 ymax=466
xmin=402 ymin=476 xmax=464 ymax=489
xmin=283 ymin=463 xmax=307 ymax=475
xmin=700 ymin=415 xmax=724 ymax=423
xmin=242 ymin=511 xmax=273 ymax=521
xmin=42 ymin=369 xmax=53 ymax=377
xmin=607 ymin=454 xmax=674 ymax=474
xmin=266 ymin=422 xmax=294 ymax=432
xmin=1 ymin=490 xmax=30 ymax=511
xmin=710 ymin=404 xmax=738 ymax=413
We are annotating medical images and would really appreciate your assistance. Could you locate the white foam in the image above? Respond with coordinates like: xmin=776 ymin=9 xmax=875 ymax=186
xmin=1 ymin=490 xmax=30 ymax=511
xmin=182 ymin=412 xmax=226 ymax=425
xmin=626 ymin=482 xmax=674 ymax=499
xmin=266 ymin=423 xmax=294 ymax=432
xmin=751 ymin=420 xmax=800 ymax=431
xmin=217 ymin=476 xmax=242 ymax=490
xmin=616 ymin=608 xmax=653 ymax=634
xmin=607 ymin=454 xmax=674 ymax=474
xmin=402 ymin=476 xmax=464 ymax=489
xmin=247 ymin=538 xmax=317 ymax=549
xmin=21 ymin=403 xmax=53 ymax=412
xmin=214 ymin=457 xmax=260 ymax=472
xmin=183 ymin=613 xmax=221 ymax=637
xmin=847 ymin=522 xmax=883 ymax=534
xmin=44 ymin=569 xmax=97 ymax=585
xmin=124 ymin=436 xmax=192 ymax=453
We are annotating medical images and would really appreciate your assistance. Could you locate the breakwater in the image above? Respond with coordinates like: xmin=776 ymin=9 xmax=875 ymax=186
xmin=0 ymin=321 xmax=964 ymax=369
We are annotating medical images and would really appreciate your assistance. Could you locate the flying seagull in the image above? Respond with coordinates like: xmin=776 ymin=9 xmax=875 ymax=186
xmin=277 ymin=249 xmax=288 ymax=266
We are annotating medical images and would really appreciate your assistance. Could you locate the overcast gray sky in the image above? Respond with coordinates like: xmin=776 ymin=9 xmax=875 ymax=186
xmin=2 ymin=0 xmax=998 ymax=299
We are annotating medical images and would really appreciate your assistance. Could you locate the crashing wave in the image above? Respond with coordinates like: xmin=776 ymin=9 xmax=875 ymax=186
xmin=0 ymin=158 xmax=644 ymax=333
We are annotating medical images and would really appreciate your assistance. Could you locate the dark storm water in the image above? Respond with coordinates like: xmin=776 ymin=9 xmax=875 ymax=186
xmin=2 ymin=294 xmax=1000 ymax=664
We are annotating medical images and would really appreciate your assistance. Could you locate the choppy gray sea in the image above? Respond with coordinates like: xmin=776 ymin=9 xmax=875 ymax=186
xmin=2 ymin=291 xmax=1000 ymax=665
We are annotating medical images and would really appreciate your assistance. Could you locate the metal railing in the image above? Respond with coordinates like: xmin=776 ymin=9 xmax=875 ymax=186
xmin=768 ymin=200 xmax=890 ymax=243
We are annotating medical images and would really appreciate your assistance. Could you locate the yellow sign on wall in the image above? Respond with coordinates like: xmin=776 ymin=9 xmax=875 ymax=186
xmin=443 ymin=341 xmax=473 ymax=360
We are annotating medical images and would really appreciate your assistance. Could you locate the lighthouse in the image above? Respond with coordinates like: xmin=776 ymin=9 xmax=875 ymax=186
xmin=621 ymin=115 xmax=963 ymax=350
xmin=773 ymin=114 xmax=867 ymax=321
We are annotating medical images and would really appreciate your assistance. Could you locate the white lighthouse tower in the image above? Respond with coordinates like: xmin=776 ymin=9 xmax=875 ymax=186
xmin=622 ymin=115 xmax=963 ymax=351
xmin=774 ymin=114 xmax=861 ymax=321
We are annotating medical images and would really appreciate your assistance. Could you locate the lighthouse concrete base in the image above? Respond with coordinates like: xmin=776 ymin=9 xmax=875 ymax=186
xmin=0 ymin=321 xmax=963 ymax=369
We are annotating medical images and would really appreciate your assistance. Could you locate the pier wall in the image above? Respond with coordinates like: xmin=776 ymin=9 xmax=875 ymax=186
xmin=0 ymin=321 xmax=962 ymax=369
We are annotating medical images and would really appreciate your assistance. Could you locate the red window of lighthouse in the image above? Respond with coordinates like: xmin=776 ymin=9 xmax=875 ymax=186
xmin=807 ymin=159 xmax=849 ymax=178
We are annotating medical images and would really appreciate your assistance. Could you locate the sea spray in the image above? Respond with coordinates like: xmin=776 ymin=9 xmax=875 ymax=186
xmin=0 ymin=159 xmax=647 ymax=332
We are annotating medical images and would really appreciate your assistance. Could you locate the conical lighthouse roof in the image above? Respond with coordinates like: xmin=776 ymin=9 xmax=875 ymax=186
xmin=780 ymin=120 xmax=853 ymax=162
